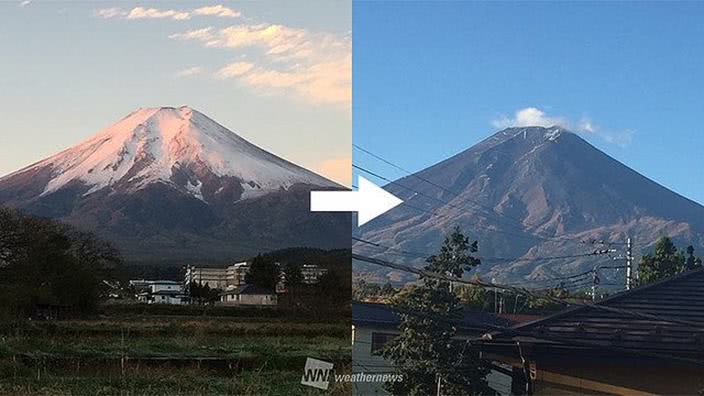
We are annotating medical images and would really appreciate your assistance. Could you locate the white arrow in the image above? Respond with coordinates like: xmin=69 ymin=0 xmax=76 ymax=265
xmin=310 ymin=176 xmax=403 ymax=226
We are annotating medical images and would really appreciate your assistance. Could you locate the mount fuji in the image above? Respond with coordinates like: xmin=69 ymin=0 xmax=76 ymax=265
xmin=354 ymin=127 xmax=704 ymax=284
xmin=0 ymin=106 xmax=350 ymax=262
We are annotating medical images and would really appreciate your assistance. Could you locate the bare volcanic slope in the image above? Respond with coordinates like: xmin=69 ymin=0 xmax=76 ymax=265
xmin=0 ymin=106 xmax=350 ymax=262
xmin=354 ymin=127 xmax=704 ymax=283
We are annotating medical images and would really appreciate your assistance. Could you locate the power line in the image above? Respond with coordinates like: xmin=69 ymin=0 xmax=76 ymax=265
xmin=352 ymin=236 xmax=615 ymax=264
xmin=353 ymin=145 xmax=592 ymax=244
xmin=352 ymin=253 xmax=704 ymax=330
xmin=352 ymin=235 xmax=629 ymax=291
xmin=353 ymin=163 xmax=579 ymax=245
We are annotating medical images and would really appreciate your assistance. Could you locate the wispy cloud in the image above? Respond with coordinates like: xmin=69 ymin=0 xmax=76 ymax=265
xmin=173 ymin=24 xmax=351 ymax=107
xmin=169 ymin=27 xmax=215 ymax=41
xmin=127 ymin=7 xmax=190 ymax=20
xmin=95 ymin=7 xmax=126 ymax=19
xmin=95 ymin=6 xmax=350 ymax=108
xmin=19 ymin=0 xmax=31 ymax=7
xmin=95 ymin=6 xmax=190 ymax=21
xmin=492 ymin=107 xmax=634 ymax=147
xmin=174 ymin=66 xmax=204 ymax=78
xmin=95 ymin=5 xmax=240 ymax=21
xmin=193 ymin=5 xmax=240 ymax=18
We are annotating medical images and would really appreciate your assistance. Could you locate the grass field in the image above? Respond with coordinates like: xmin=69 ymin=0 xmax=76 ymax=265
xmin=0 ymin=306 xmax=351 ymax=395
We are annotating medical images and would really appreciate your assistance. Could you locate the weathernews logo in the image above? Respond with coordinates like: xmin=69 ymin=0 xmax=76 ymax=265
xmin=301 ymin=357 xmax=404 ymax=390
xmin=301 ymin=358 xmax=334 ymax=390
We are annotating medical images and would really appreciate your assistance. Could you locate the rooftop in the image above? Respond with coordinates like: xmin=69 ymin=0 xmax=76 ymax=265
xmin=484 ymin=268 xmax=704 ymax=360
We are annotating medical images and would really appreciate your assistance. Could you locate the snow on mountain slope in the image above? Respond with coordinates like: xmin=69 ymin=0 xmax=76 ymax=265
xmin=0 ymin=106 xmax=350 ymax=262
xmin=7 ymin=106 xmax=334 ymax=200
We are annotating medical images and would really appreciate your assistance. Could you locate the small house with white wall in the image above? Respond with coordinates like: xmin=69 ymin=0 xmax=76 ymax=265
xmin=220 ymin=284 xmax=277 ymax=306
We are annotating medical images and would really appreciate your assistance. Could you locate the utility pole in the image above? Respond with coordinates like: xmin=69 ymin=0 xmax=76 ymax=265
xmin=586 ymin=238 xmax=633 ymax=291
xmin=492 ymin=278 xmax=498 ymax=314
xmin=625 ymin=237 xmax=634 ymax=290
xmin=591 ymin=268 xmax=600 ymax=302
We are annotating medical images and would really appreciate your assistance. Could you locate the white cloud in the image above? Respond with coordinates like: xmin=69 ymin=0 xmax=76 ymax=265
xmin=193 ymin=5 xmax=240 ymax=18
xmin=174 ymin=66 xmax=204 ymax=77
xmin=95 ymin=7 xmax=190 ymax=20
xmin=172 ymin=23 xmax=351 ymax=106
xmin=491 ymin=107 xmax=565 ymax=129
xmin=95 ymin=5 xmax=238 ymax=21
xmin=95 ymin=7 xmax=127 ymax=19
xmin=169 ymin=27 xmax=215 ymax=41
xmin=127 ymin=7 xmax=190 ymax=21
xmin=19 ymin=0 xmax=31 ymax=7
xmin=492 ymin=107 xmax=634 ymax=147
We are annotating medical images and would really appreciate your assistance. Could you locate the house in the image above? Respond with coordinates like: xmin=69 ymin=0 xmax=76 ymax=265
xmin=148 ymin=289 xmax=188 ymax=305
xmin=352 ymin=302 xmax=519 ymax=395
xmin=479 ymin=268 xmax=704 ymax=395
xmin=220 ymin=284 xmax=277 ymax=306
xmin=131 ymin=280 xmax=187 ymax=305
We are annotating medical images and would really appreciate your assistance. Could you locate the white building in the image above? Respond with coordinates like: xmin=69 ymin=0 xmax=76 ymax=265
xmin=226 ymin=262 xmax=249 ymax=286
xmin=131 ymin=280 xmax=187 ymax=305
xmin=185 ymin=262 xmax=250 ymax=290
xmin=220 ymin=284 xmax=277 ymax=306
xmin=184 ymin=267 xmax=229 ymax=290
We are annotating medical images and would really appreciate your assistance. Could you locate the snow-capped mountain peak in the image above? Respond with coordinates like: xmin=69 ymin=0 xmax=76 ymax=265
xmin=14 ymin=106 xmax=334 ymax=200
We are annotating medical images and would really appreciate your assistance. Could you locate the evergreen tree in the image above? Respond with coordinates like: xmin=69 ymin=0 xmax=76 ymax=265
xmin=382 ymin=226 xmax=492 ymax=395
xmin=685 ymin=245 xmax=703 ymax=270
xmin=639 ymin=236 xmax=686 ymax=284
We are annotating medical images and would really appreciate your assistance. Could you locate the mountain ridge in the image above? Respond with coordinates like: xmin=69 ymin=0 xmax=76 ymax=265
xmin=0 ymin=106 xmax=350 ymax=262
xmin=354 ymin=126 xmax=704 ymax=284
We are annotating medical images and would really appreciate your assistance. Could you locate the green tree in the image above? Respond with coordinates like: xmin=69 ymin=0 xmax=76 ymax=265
xmin=685 ymin=245 xmax=703 ymax=270
xmin=0 ymin=207 xmax=120 ymax=319
xmin=639 ymin=236 xmax=686 ymax=284
xmin=382 ymin=226 xmax=492 ymax=395
xmin=456 ymin=276 xmax=491 ymax=311
xmin=248 ymin=254 xmax=279 ymax=291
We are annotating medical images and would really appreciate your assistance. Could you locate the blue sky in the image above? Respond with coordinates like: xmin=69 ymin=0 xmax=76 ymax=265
xmin=353 ymin=1 xmax=704 ymax=204
xmin=0 ymin=1 xmax=350 ymax=185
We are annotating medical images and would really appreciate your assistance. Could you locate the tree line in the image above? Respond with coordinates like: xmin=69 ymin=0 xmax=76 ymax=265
xmin=0 ymin=207 xmax=121 ymax=319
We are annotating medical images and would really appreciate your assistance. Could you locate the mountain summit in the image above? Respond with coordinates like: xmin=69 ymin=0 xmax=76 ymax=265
xmin=0 ymin=107 xmax=349 ymax=262
xmin=355 ymin=126 xmax=704 ymax=283
xmin=6 ymin=106 xmax=334 ymax=201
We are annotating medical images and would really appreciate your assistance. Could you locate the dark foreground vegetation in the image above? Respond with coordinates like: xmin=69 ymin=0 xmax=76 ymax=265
xmin=0 ymin=207 xmax=352 ymax=395
xmin=0 ymin=308 xmax=351 ymax=395
xmin=0 ymin=207 xmax=121 ymax=320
